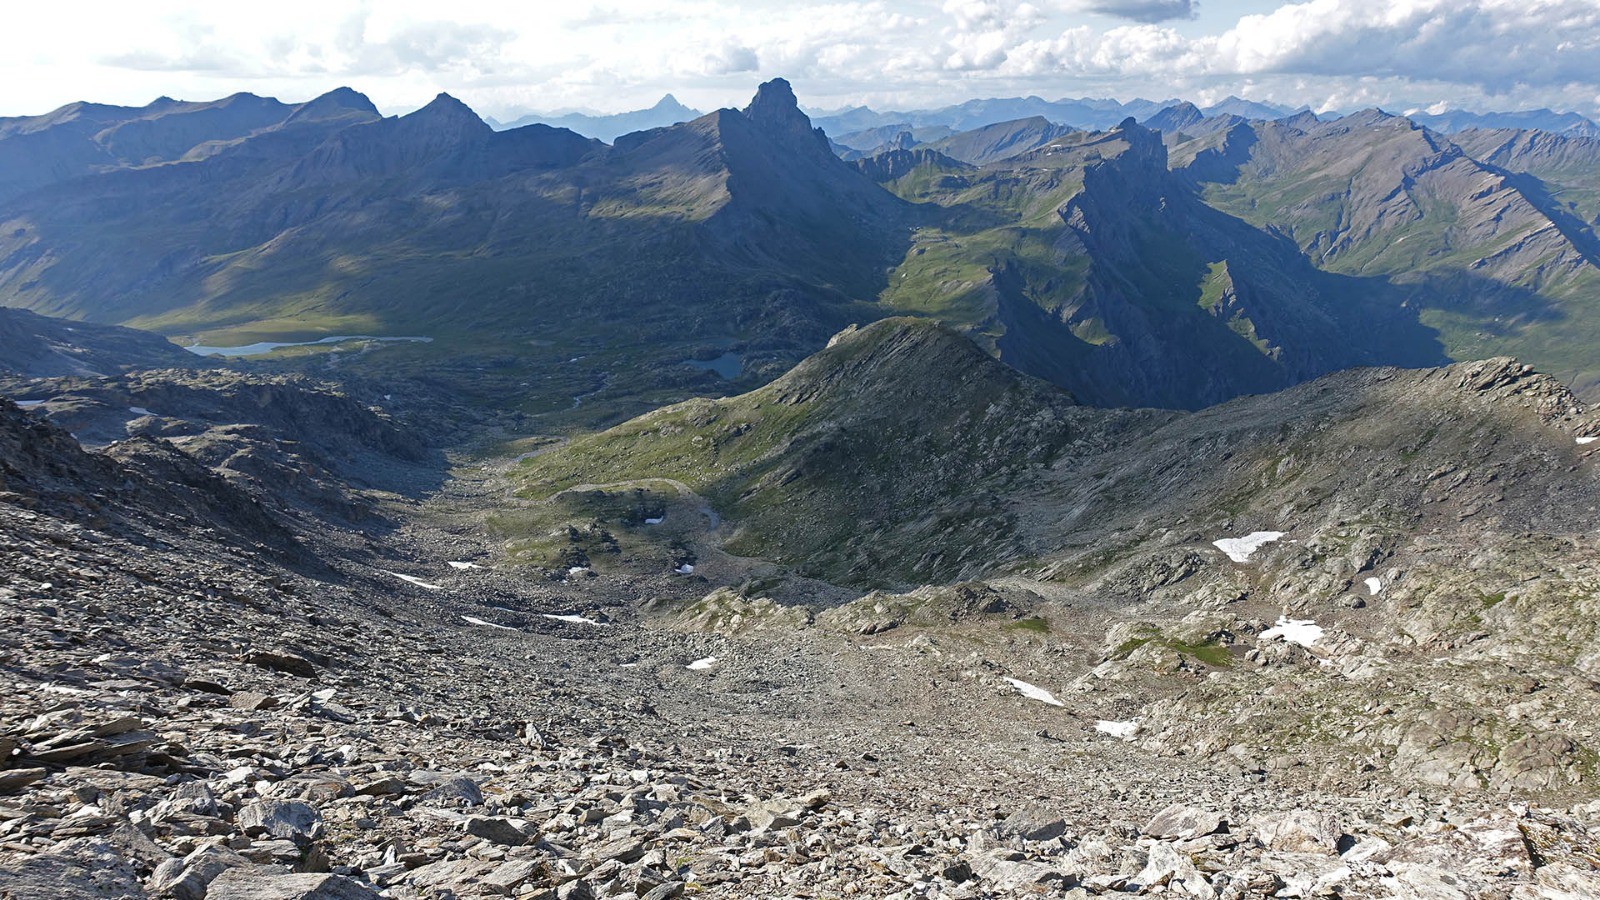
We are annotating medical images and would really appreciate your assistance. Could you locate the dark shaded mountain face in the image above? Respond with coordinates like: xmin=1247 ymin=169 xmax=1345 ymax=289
xmin=1173 ymin=111 xmax=1600 ymax=389
xmin=923 ymin=117 xmax=1079 ymax=165
xmin=518 ymin=316 xmax=1598 ymax=592
xmin=517 ymin=318 xmax=1133 ymax=586
xmin=3 ymin=77 xmax=1600 ymax=415
xmin=0 ymin=80 xmax=908 ymax=391
xmin=498 ymin=94 xmax=704 ymax=142
xmin=0 ymin=306 xmax=203 ymax=376
xmin=867 ymin=119 xmax=1446 ymax=408
xmin=0 ymin=89 xmax=380 ymax=203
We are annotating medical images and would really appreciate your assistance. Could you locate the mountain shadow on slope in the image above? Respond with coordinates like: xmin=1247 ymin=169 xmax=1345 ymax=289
xmin=872 ymin=119 xmax=1451 ymax=409
xmin=516 ymin=317 xmax=1156 ymax=587
xmin=519 ymin=316 xmax=1595 ymax=591
xmin=0 ymin=81 xmax=910 ymax=389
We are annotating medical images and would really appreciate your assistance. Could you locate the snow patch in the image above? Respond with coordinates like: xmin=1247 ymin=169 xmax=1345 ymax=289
xmin=447 ymin=561 xmax=484 ymax=570
xmin=1003 ymin=677 xmax=1065 ymax=707
xmin=1364 ymin=577 xmax=1383 ymax=596
xmin=15 ymin=399 xmax=45 ymax=409
xmin=644 ymin=516 xmax=665 ymax=525
xmin=1578 ymin=437 xmax=1598 ymax=445
xmin=384 ymin=571 xmax=444 ymax=591
xmin=686 ymin=656 xmax=718 ymax=671
xmin=1095 ymin=720 xmax=1140 ymax=740
xmin=461 ymin=615 xmax=517 ymax=631
xmin=542 ymin=613 xmax=603 ymax=626
xmin=1213 ymin=531 xmax=1285 ymax=563
xmin=567 ymin=566 xmax=590 ymax=576
xmin=128 ymin=407 xmax=155 ymax=417
xmin=1261 ymin=616 xmax=1323 ymax=648
xmin=674 ymin=563 xmax=696 ymax=575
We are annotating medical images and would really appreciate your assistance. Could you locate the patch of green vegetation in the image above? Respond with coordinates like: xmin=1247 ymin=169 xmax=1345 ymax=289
xmin=1068 ymin=316 xmax=1114 ymax=346
xmin=1167 ymin=638 xmax=1235 ymax=668
xmin=1400 ymin=425 xmax=1441 ymax=462
xmin=877 ymin=157 xmax=1093 ymax=341
xmin=1197 ymin=261 xmax=1231 ymax=312
xmin=511 ymin=318 xmax=1081 ymax=587
xmin=486 ymin=484 xmax=683 ymax=571
xmin=1110 ymin=625 xmax=1232 ymax=668
xmin=1006 ymin=617 xmax=1051 ymax=634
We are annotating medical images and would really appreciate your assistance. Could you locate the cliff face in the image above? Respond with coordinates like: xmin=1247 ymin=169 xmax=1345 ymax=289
xmin=977 ymin=121 xmax=1445 ymax=408
xmin=0 ymin=397 xmax=296 ymax=554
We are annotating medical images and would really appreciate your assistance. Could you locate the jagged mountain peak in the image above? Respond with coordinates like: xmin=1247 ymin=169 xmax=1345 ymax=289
xmin=307 ymin=87 xmax=378 ymax=113
xmin=284 ymin=87 xmax=381 ymax=126
xmin=1145 ymin=101 xmax=1206 ymax=132
xmin=743 ymin=78 xmax=808 ymax=131
xmin=653 ymin=94 xmax=693 ymax=113
xmin=405 ymin=92 xmax=488 ymax=129
xmin=1279 ymin=109 xmax=1321 ymax=130
xmin=1342 ymin=108 xmax=1401 ymax=128
xmin=733 ymin=77 xmax=835 ymax=159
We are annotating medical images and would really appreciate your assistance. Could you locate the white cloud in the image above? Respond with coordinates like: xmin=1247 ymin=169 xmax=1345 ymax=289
xmin=677 ymin=41 xmax=761 ymax=77
xmin=0 ymin=0 xmax=1597 ymax=121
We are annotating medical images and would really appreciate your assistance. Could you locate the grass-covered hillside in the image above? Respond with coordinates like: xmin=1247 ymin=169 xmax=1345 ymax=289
xmin=513 ymin=318 xmax=1142 ymax=587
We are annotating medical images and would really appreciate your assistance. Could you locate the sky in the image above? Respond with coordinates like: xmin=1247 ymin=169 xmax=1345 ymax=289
xmin=2 ymin=0 xmax=1599 ymax=121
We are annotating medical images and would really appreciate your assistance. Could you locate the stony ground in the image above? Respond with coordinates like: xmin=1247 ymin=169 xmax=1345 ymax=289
xmin=6 ymin=440 xmax=1600 ymax=900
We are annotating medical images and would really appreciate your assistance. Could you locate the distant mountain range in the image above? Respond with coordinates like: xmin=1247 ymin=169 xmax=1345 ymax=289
xmin=2 ymin=79 xmax=1600 ymax=410
xmin=810 ymin=95 xmax=1303 ymax=137
xmin=489 ymin=94 xmax=703 ymax=142
xmin=1407 ymin=108 xmax=1600 ymax=138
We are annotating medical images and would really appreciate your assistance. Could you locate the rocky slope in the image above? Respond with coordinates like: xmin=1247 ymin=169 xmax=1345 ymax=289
xmin=0 ymin=307 xmax=204 ymax=377
xmin=1182 ymin=111 xmax=1600 ymax=386
xmin=870 ymin=120 xmax=1447 ymax=408
xmin=2 ymin=367 xmax=434 ymax=525
xmin=0 ymin=397 xmax=299 ymax=559
xmin=516 ymin=322 xmax=1600 ymax=800
xmin=515 ymin=318 xmax=1138 ymax=587
xmin=6 ymin=321 xmax=1600 ymax=898
xmin=923 ymin=117 xmax=1080 ymax=165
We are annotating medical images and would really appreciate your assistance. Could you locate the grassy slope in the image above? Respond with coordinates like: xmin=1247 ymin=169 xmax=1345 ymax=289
xmin=513 ymin=318 xmax=1117 ymax=587
xmin=873 ymin=134 xmax=1102 ymax=343
xmin=1190 ymin=117 xmax=1600 ymax=386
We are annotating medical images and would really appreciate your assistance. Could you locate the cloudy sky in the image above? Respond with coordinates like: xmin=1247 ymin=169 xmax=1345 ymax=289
xmin=3 ymin=0 xmax=1599 ymax=120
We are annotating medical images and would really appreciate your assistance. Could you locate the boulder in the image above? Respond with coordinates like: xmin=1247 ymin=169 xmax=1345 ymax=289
xmin=205 ymin=870 xmax=379 ymax=900
xmin=463 ymin=816 xmax=530 ymax=847
xmin=1250 ymin=809 xmax=1341 ymax=854
xmin=999 ymin=804 xmax=1067 ymax=842
xmin=1144 ymin=803 xmax=1224 ymax=840
xmin=237 ymin=800 xmax=321 ymax=844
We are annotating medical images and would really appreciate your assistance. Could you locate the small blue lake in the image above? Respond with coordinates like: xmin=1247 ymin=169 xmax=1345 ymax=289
xmin=185 ymin=335 xmax=433 ymax=357
xmin=685 ymin=352 xmax=742 ymax=379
